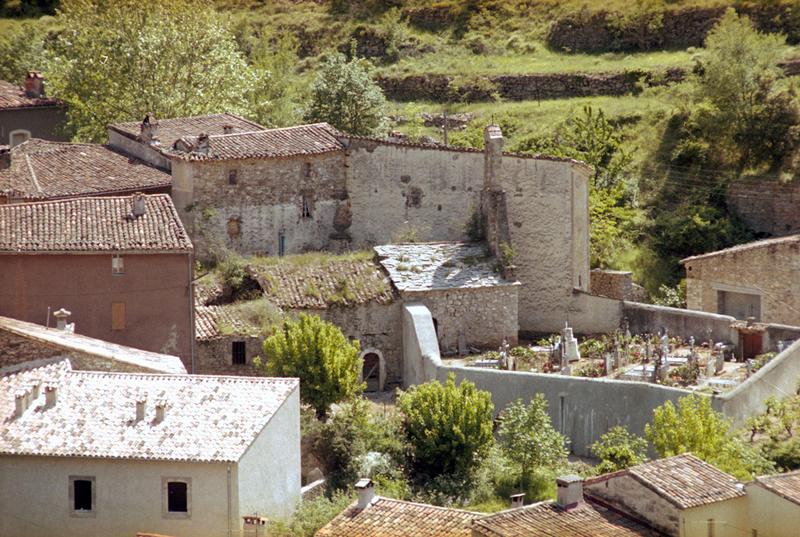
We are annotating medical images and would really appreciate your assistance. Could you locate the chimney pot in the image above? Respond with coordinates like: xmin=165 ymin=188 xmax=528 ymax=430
xmin=355 ymin=478 xmax=375 ymax=509
xmin=24 ymin=71 xmax=44 ymax=99
xmin=45 ymin=385 xmax=57 ymax=409
xmin=53 ymin=308 xmax=72 ymax=331
xmin=132 ymin=193 xmax=146 ymax=217
xmin=556 ymin=475 xmax=583 ymax=510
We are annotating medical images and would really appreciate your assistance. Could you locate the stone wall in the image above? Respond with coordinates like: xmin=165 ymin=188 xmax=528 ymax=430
xmin=590 ymin=269 xmax=645 ymax=301
xmin=404 ymin=285 xmax=520 ymax=354
xmin=585 ymin=474 xmax=679 ymax=535
xmin=683 ymin=242 xmax=800 ymax=326
xmin=195 ymin=335 xmax=265 ymax=376
xmin=172 ymin=151 xmax=346 ymax=259
xmin=727 ymin=179 xmax=800 ymax=237
xmin=624 ymin=301 xmax=738 ymax=343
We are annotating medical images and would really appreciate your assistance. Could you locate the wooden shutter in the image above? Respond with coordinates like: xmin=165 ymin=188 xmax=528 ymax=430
xmin=111 ymin=302 xmax=126 ymax=330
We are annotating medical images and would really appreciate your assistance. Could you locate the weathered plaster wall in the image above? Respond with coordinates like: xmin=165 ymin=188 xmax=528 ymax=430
xmin=585 ymin=474 xmax=680 ymax=535
xmin=174 ymin=152 xmax=346 ymax=259
xmin=746 ymin=483 xmax=800 ymax=537
xmin=567 ymin=291 xmax=623 ymax=336
xmin=107 ymin=130 xmax=172 ymax=170
xmin=680 ymin=496 xmax=749 ymax=537
xmin=402 ymin=285 xmax=519 ymax=353
xmin=684 ymin=242 xmax=800 ymax=326
xmin=402 ymin=303 xmax=442 ymax=388
xmin=624 ymin=302 xmax=738 ymax=343
xmin=195 ymin=336 xmax=264 ymax=376
xmin=0 ymin=106 xmax=68 ymax=145
xmin=237 ymin=386 xmax=301 ymax=522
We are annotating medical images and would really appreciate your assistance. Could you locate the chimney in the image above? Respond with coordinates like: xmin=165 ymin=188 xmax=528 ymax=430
xmin=355 ymin=478 xmax=375 ymax=509
xmin=510 ymin=493 xmax=525 ymax=509
xmin=483 ymin=124 xmax=504 ymax=189
xmin=132 ymin=193 xmax=146 ymax=217
xmin=135 ymin=398 xmax=146 ymax=422
xmin=53 ymin=308 xmax=72 ymax=331
xmin=195 ymin=133 xmax=210 ymax=155
xmin=14 ymin=389 xmax=28 ymax=418
xmin=556 ymin=475 xmax=583 ymax=510
xmin=139 ymin=114 xmax=159 ymax=145
xmin=154 ymin=401 xmax=166 ymax=423
xmin=30 ymin=382 xmax=41 ymax=400
xmin=24 ymin=71 xmax=44 ymax=98
xmin=243 ymin=515 xmax=268 ymax=537
xmin=45 ymin=385 xmax=58 ymax=409
xmin=223 ymin=124 xmax=234 ymax=135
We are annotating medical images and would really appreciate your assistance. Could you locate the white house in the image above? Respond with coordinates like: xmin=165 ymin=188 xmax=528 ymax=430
xmin=0 ymin=357 xmax=300 ymax=537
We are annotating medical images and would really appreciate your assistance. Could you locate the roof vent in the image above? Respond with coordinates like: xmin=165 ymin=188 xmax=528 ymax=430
xmin=132 ymin=193 xmax=146 ymax=217
xmin=53 ymin=308 xmax=73 ymax=332
xmin=45 ymin=384 xmax=57 ymax=409
xmin=24 ymin=71 xmax=44 ymax=98
xmin=355 ymin=478 xmax=375 ymax=509
xmin=556 ymin=475 xmax=583 ymax=510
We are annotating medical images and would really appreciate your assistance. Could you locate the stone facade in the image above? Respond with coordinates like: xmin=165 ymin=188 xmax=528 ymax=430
xmin=590 ymin=269 xmax=646 ymax=301
xmin=195 ymin=335 xmax=265 ymax=376
xmin=727 ymin=178 xmax=800 ymax=237
xmin=683 ymin=237 xmax=800 ymax=326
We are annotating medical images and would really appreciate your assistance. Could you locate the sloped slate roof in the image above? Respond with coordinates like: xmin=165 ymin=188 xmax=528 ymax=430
xmin=0 ymin=79 xmax=61 ymax=110
xmin=168 ymin=123 xmax=344 ymax=161
xmin=472 ymin=499 xmax=662 ymax=537
xmin=108 ymin=113 xmax=265 ymax=147
xmin=317 ymin=497 xmax=479 ymax=537
xmin=0 ymin=358 xmax=297 ymax=462
xmin=0 ymin=139 xmax=171 ymax=200
xmin=753 ymin=470 xmax=800 ymax=506
xmin=0 ymin=194 xmax=193 ymax=253
xmin=681 ymin=235 xmax=800 ymax=264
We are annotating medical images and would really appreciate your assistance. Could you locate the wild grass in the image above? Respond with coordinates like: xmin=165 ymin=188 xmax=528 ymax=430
xmin=248 ymin=250 xmax=375 ymax=268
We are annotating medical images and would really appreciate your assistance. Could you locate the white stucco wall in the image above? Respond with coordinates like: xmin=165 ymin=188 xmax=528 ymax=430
xmin=746 ymin=483 xmax=800 ymax=537
xmin=0 ymin=455 xmax=232 ymax=537
xmin=236 ymin=385 xmax=301 ymax=523
xmin=107 ymin=129 xmax=172 ymax=170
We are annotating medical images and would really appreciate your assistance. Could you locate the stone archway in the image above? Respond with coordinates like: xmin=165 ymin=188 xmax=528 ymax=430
xmin=360 ymin=348 xmax=385 ymax=392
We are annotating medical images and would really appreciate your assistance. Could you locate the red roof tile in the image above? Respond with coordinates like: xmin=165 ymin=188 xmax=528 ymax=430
xmin=0 ymin=139 xmax=171 ymax=200
xmin=0 ymin=79 xmax=61 ymax=110
xmin=168 ymin=123 xmax=344 ymax=161
xmin=108 ymin=113 xmax=265 ymax=146
xmin=0 ymin=194 xmax=193 ymax=253
xmin=754 ymin=470 xmax=800 ymax=506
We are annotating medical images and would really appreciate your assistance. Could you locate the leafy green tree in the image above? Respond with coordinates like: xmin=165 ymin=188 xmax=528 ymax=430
xmin=0 ymin=21 xmax=48 ymax=84
xmin=398 ymin=374 xmax=494 ymax=484
xmin=44 ymin=0 xmax=262 ymax=141
xmin=497 ymin=396 xmax=569 ymax=480
xmin=312 ymin=397 xmax=370 ymax=494
xmin=259 ymin=313 xmax=363 ymax=419
xmin=590 ymin=426 xmax=648 ymax=473
xmin=645 ymin=394 xmax=773 ymax=480
xmin=306 ymin=50 xmax=387 ymax=136
xmin=248 ymin=33 xmax=303 ymax=128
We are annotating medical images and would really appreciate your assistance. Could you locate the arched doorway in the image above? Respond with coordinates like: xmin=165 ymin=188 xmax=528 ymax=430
xmin=360 ymin=349 xmax=385 ymax=392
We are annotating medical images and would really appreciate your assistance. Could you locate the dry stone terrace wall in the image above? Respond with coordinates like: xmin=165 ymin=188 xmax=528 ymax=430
xmin=727 ymin=179 xmax=800 ymax=237
xmin=173 ymin=151 xmax=346 ymax=259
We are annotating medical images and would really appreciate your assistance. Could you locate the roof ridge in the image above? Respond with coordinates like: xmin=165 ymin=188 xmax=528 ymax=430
xmin=0 ymin=192 xmax=172 ymax=208
xmin=0 ymin=356 xmax=71 ymax=377
xmin=69 ymin=368 xmax=298 ymax=383
xmin=681 ymin=234 xmax=800 ymax=264
xmin=374 ymin=496 xmax=482 ymax=515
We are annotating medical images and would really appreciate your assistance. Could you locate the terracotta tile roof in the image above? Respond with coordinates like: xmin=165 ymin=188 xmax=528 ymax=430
xmin=0 ymin=139 xmax=171 ymax=201
xmin=108 ymin=113 xmax=265 ymax=146
xmin=623 ymin=454 xmax=745 ymax=509
xmin=681 ymin=235 xmax=800 ymax=264
xmin=0 ymin=79 xmax=61 ymax=110
xmin=0 ymin=315 xmax=186 ymax=374
xmin=168 ymin=123 xmax=344 ymax=161
xmin=250 ymin=258 xmax=394 ymax=309
xmin=0 ymin=358 xmax=298 ymax=462
xmin=195 ymin=304 xmax=261 ymax=341
xmin=0 ymin=194 xmax=193 ymax=253
xmin=754 ymin=470 xmax=800 ymax=506
xmin=316 ymin=497 xmax=479 ymax=537
xmin=472 ymin=499 xmax=662 ymax=537
xmin=375 ymin=242 xmax=518 ymax=292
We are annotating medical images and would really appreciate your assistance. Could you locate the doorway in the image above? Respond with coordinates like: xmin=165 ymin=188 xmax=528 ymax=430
xmin=362 ymin=352 xmax=381 ymax=392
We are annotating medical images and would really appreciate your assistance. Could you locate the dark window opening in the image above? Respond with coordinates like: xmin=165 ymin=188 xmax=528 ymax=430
xmin=301 ymin=195 xmax=312 ymax=219
xmin=232 ymin=341 xmax=246 ymax=365
xmin=362 ymin=353 xmax=380 ymax=392
xmin=228 ymin=169 xmax=238 ymax=185
xmin=167 ymin=482 xmax=188 ymax=513
xmin=73 ymin=480 xmax=92 ymax=511
xmin=278 ymin=232 xmax=286 ymax=257
xmin=304 ymin=162 xmax=312 ymax=177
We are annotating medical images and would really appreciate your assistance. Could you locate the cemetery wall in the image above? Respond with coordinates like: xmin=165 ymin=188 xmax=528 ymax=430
xmin=623 ymin=301 xmax=738 ymax=343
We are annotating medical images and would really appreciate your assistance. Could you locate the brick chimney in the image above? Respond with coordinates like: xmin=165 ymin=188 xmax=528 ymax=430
xmin=556 ymin=475 xmax=583 ymax=510
xmin=53 ymin=308 xmax=72 ymax=331
xmin=45 ymin=385 xmax=58 ymax=409
xmin=132 ymin=193 xmax=146 ymax=217
xmin=24 ymin=71 xmax=44 ymax=98
xmin=355 ymin=478 xmax=375 ymax=509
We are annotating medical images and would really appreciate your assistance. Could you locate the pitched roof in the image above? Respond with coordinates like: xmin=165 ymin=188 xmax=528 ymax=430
xmin=316 ymin=497 xmax=479 ymax=537
xmin=753 ymin=470 xmax=800 ymax=506
xmin=0 ymin=194 xmax=193 ymax=253
xmin=0 ymin=139 xmax=171 ymax=201
xmin=195 ymin=304 xmax=261 ymax=341
xmin=0 ymin=358 xmax=298 ymax=462
xmin=471 ymin=499 xmax=662 ymax=537
xmin=621 ymin=454 xmax=745 ymax=509
xmin=0 ymin=315 xmax=186 ymax=374
xmin=108 ymin=113 xmax=265 ymax=147
xmin=375 ymin=242 xmax=518 ymax=292
xmin=0 ymin=79 xmax=61 ymax=110
xmin=167 ymin=123 xmax=344 ymax=161
xmin=681 ymin=235 xmax=800 ymax=264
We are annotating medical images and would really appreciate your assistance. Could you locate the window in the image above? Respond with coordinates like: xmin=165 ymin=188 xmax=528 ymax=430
xmin=111 ymin=302 xmax=126 ymax=330
xmin=301 ymin=195 xmax=312 ymax=219
xmin=112 ymin=255 xmax=124 ymax=275
xmin=228 ymin=169 xmax=238 ymax=185
xmin=163 ymin=478 xmax=191 ymax=518
xmin=232 ymin=341 xmax=246 ymax=365
xmin=304 ymin=162 xmax=312 ymax=177
xmin=9 ymin=129 xmax=31 ymax=147
xmin=69 ymin=476 xmax=95 ymax=517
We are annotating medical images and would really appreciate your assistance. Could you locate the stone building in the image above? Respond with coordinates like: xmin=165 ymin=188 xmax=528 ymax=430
xmin=682 ymin=235 xmax=800 ymax=326
xmin=0 ymin=138 xmax=171 ymax=203
xmin=0 ymin=357 xmax=300 ymax=537
xmin=0 ymin=73 xmax=67 ymax=147
xmin=0 ymin=194 xmax=195 ymax=369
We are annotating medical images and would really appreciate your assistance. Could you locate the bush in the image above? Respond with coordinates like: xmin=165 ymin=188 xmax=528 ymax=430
xmin=269 ymin=491 xmax=354 ymax=537
xmin=591 ymin=426 xmax=648 ymax=473
xmin=313 ymin=398 xmax=370 ymax=494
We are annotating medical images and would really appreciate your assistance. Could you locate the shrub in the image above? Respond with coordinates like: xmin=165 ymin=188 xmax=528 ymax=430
xmin=269 ymin=490 xmax=354 ymax=537
xmin=591 ymin=426 xmax=648 ymax=473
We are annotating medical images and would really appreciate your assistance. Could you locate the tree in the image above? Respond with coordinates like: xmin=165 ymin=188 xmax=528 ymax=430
xmin=645 ymin=394 xmax=773 ymax=480
xmin=311 ymin=398 xmax=370 ymax=494
xmin=247 ymin=33 xmax=304 ymax=128
xmin=0 ymin=21 xmax=48 ymax=84
xmin=44 ymin=0 xmax=263 ymax=141
xmin=497 ymin=396 xmax=569 ymax=479
xmin=398 ymin=374 xmax=494 ymax=484
xmin=306 ymin=50 xmax=387 ymax=136
xmin=590 ymin=426 xmax=648 ymax=473
xmin=259 ymin=313 xmax=363 ymax=418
